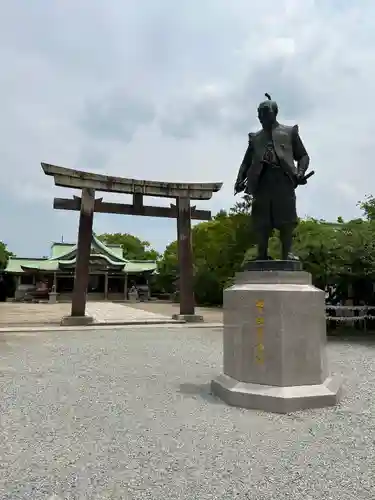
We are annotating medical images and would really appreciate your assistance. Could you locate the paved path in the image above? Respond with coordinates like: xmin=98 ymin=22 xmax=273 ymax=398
xmin=0 ymin=301 xmax=221 ymax=327
xmin=126 ymin=301 xmax=223 ymax=324
xmin=0 ymin=302 xmax=69 ymax=327
xmin=1 ymin=328 xmax=375 ymax=499
xmin=0 ymin=302 xmax=180 ymax=327
xmin=87 ymin=302 xmax=176 ymax=324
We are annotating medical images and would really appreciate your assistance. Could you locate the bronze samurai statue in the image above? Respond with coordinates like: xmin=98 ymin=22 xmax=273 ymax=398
xmin=235 ymin=94 xmax=313 ymax=261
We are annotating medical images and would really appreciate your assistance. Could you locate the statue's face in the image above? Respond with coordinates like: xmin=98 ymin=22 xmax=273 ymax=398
xmin=258 ymin=104 xmax=276 ymax=128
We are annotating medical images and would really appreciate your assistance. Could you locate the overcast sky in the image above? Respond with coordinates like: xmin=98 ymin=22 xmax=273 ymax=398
xmin=0 ymin=0 xmax=374 ymax=257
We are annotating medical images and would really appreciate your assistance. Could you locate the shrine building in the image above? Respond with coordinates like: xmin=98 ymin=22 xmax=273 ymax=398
xmin=4 ymin=234 xmax=157 ymax=301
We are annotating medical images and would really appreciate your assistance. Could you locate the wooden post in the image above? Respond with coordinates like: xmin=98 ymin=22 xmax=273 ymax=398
xmin=124 ymin=273 xmax=128 ymax=300
xmin=176 ymin=196 xmax=195 ymax=316
xmin=71 ymin=188 xmax=95 ymax=317
xmin=53 ymin=272 xmax=57 ymax=291
xmin=133 ymin=193 xmax=143 ymax=212
xmin=146 ymin=276 xmax=150 ymax=300
xmin=104 ymin=272 xmax=108 ymax=300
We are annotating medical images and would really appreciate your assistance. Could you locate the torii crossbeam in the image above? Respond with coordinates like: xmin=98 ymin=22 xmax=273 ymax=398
xmin=42 ymin=162 xmax=223 ymax=324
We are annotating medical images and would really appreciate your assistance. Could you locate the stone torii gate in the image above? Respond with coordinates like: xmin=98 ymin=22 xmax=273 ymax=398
xmin=42 ymin=163 xmax=222 ymax=325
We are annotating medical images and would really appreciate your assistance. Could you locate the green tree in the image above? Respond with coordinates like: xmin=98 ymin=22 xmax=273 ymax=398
xmin=154 ymin=194 xmax=375 ymax=306
xmin=97 ymin=233 xmax=160 ymax=261
xmin=155 ymin=241 xmax=179 ymax=293
xmin=156 ymin=194 xmax=255 ymax=304
xmin=0 ymin=241 xmax=13 ymax=269
xmin=334 ymin=219 xmax=375 ymax=276
xmin=358 ymin=195 xmax=375 ymax=221
xmin=192 ymin=208 xmax=254 ymax=304
xmin=292 ymin=219 xmax=341 ymax=288
xmin=243 ymin=213 xmax=375 ymax=300
xmin=229 ymin=194 xmax=252 ymax=215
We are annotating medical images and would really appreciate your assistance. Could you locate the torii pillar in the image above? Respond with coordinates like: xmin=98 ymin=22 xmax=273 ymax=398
xmin=61 ymin=187 xmax=96 ymax=326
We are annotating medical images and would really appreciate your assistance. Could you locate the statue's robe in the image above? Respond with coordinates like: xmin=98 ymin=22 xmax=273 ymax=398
xmin=236 ymin=122 xmax=308 ymax=231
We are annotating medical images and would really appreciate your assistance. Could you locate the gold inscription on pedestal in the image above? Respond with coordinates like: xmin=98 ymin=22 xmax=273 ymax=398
xmin=255 ymin=300 xmax=265 ymax=364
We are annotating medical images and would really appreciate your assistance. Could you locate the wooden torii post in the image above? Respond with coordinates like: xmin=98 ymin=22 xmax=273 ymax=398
xmin=41 ymin=163 xmax=222 ymax=325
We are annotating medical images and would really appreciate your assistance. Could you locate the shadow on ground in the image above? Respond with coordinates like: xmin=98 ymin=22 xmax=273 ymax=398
xmin=179 ymin=382 xmax=224 ymax=405
xmin=328 ymin=336 xmax=375 ymax=347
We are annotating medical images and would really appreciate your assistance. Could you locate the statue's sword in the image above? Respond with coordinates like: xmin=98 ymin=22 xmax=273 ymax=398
xmin=296 ymin=170 xmax=315 ymax=187
xmin=235 ymin=169 xmax=315 ymax=195
xmin=302 ymin=170 xmax=315 ymax=181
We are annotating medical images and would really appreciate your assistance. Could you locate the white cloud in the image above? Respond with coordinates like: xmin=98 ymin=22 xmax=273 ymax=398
xmin=0 ymin=0 xmax=374 ymax=256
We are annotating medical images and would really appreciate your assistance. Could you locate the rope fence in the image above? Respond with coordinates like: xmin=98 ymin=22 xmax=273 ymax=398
xmin=325 ymin=305 xmax=375 ymax=332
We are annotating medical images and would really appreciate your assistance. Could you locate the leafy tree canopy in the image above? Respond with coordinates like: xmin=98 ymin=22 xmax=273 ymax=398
xmin=0 ymin=241 xmax=13 ymax=269
xmin=97 ymin=233 xmax=160 ymax=261
xmin=358 ymin=195 xmax=375 ymax=221
xmin=155 ymin=195 xmax=255 ymax=302
xmin=155 ymin=193 xmax=375 ymax=305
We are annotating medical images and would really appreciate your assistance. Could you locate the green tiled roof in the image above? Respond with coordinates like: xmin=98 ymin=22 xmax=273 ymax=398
xmin=51 ymin=240 xmax=124 ymax=259
xmin=91 ymin=236 xmax=125 ymax=262
xmin=124 ymin=261 xmax=157 ymax=273
xmin=105 ymin=245 xmax=123 ymax=259
xmin=58 ymin=254 xmax=124 ymax=268
xmin=51 ymin=243 xmax=75 ymax=258
xmin=49 ymin=235 xmax=125 ymax=263
xmin=5 ymin=258 xmax=60 ymax=273
xmin=5 ymin=234 xmax=157 ymax=274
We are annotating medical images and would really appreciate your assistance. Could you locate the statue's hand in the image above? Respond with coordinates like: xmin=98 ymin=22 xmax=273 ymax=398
xmin=295 ymin=173 xmax=307 ymax=186
xmin=234 ymin=180 xmax=245 ymax=195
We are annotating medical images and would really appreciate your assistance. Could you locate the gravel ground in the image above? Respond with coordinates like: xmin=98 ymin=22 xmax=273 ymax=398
xmin=1 ymin=327 xmax=374 ymax=500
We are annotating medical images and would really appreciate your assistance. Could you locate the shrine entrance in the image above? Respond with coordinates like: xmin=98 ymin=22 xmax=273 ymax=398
xmin=42 ymin=163 xmax=222 ymax=325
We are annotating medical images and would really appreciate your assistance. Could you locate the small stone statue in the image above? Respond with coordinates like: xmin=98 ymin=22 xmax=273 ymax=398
xmin=234 ymin=94 xmax=312 ymax=261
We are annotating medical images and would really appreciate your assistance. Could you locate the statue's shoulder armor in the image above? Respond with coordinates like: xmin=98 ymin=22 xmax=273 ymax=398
xmin=249 ymin=129 xmax=262 ymax=138
xmin=248 ymin=130 xmax=262 ymax=144
xmin=277 ymin=123 xmax=299 ymax=136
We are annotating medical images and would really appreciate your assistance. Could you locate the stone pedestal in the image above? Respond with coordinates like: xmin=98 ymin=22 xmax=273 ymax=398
xmin=60 ymin=315 xmax=94 ymax=326
xmin=211 ymin=261 xmax=342 ymax=413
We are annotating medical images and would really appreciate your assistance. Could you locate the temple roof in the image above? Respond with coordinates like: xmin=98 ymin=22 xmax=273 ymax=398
xmin=5 ymin=235 xmax=157 ymax=274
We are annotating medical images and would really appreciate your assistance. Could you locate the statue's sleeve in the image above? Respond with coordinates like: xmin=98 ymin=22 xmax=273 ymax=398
xmin=291 ymin=124 xmax=308 ymax=161
xmin=236 ymin=133 xmax=253 ymax=183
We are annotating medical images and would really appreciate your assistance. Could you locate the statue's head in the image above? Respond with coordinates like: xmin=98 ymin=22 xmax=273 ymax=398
xmin=257 ymin=93 xmax=278 ymax=128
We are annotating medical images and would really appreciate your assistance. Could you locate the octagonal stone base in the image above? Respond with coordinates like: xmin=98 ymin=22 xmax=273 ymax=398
xmin=211 ymin=262 xmax=342 ymax=413
xmin=211 ymin=373 xmax=342 ymax=413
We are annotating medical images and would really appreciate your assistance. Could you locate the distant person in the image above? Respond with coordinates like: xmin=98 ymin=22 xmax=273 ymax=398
xmin=129 ymin=283 xmax=139 ymax=300
xmin=0 ymin=276 xmax=6 ymax=302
